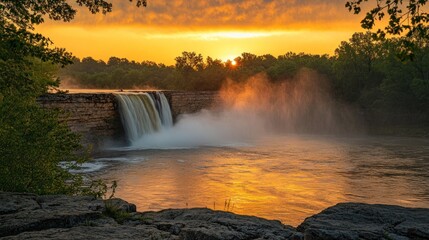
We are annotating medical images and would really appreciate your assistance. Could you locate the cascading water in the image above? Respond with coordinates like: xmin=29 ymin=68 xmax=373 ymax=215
xmin=114 ymin=92 xmax=173 ymax=143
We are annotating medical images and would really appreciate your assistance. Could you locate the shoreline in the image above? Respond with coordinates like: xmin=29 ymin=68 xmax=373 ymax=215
xmin=1 ymin=192 xmax=428 ymax=239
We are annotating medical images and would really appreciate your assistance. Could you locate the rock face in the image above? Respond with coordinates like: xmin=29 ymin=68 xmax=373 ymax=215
xmin=38 ymin=91 xmax=222 ymax=149
xmin=38 ymin=94 xmax=123 ymax=149
xmin=297 ymin=203 xmax=429 ymax=240
xmin=164 ymin=91 xmax=222 ymax=120
xmin=140 ymin=208 xmax=297 ymax=240
xmin=0 ymin=192 xmax=105 ymax=238
xmin=1 ymin=192 xmax=428 ymax=240
xmin=0 ymin=192 xmax=296 ymax=240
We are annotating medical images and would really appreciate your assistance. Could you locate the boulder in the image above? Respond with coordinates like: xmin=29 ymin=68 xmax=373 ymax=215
xmin=0 ymin=192 xmax=104 ymax=237
xmin=297 ymin=202 xmax=429 ymax=240
xmin=1 ymin=225 xmax=176 ymax=240
xmin=142 ymin=208 xmax=297 ymax=240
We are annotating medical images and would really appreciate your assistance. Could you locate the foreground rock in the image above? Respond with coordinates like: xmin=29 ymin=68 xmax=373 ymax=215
xmin=0 ymin=192 xmax=428 ymax=240
xmin=298 ymin=203 xmax=429 ymax=240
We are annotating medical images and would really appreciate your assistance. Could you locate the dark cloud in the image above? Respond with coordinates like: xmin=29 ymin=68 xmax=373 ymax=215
xmin=69 ymin=0 xmax=360 ymax=30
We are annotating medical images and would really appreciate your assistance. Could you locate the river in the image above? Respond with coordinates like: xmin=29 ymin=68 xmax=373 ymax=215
xmin=87 ymin=134 xmax=429 ymax=226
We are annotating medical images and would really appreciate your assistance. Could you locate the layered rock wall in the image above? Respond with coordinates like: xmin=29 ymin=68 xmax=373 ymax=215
xmin=164 ymin=91 xmax=222 ymax=119
xmin=37 ymin=94 xmax=123 ymax=149
xmin=38 ymin=91 xmax=222 ymax=149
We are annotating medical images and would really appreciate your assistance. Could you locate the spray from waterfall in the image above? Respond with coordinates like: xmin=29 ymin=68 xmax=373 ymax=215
xmin=122 ymin=69 xmax=362 ymax=150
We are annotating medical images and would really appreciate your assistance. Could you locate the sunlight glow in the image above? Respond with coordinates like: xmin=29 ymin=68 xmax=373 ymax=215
xmin=144 ymin=31 xmax=289 ymax=41
xmin=36 ymin=25 xmax=356 ymax=64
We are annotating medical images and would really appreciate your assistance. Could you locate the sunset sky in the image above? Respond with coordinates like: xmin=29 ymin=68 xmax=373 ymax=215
xmin=37 ymin=0 xmax=365 ymax=65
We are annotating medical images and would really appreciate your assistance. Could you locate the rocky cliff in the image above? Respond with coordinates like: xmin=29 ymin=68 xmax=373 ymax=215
xmin=38 ymin=91 xmax=222 ymax=149
xmin=164 ymin=91 xmax=222 ymax=120
xmin=1 ymin=192 xmax=428 ymax=240
xmin=38 ymin=94 xmax=123 ymax=149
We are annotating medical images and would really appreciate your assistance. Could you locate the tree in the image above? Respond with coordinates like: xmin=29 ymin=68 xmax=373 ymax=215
xmin=346 ymin=0 xmax=428 ymax=58
xmin=334 ymin=32 xmax=384 ymax=103
xmin=346 ymin=0 xmax=428 ymax=39
xmin=175 ymin=51 xmax=204 ymax=74
xmin=200 ymin=57 xmax=227 ymax=90
xmin=0 ymin=0 xmax=146 ymax=194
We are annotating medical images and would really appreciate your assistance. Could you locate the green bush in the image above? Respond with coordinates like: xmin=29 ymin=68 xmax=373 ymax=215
xmin=0 ymin=96 xmax=87 ymax=194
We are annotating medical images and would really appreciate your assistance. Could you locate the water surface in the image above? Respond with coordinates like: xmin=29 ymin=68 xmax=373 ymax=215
xmin=90 ymin=135 xmax=429 ymax=226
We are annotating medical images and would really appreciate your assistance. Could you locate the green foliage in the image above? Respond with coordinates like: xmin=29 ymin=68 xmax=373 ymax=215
xmin=61 ymin=51 xmax=336 ymax=91
xmin=346 ymin=0 xmax=428 ymax=57
xmin=89 ymin=180 xmax=118 ymax=199
xmin=0 ymin=54 xmax=90 ymax=194
xmin=334 ymin=32 xmax=384 ymax=103
xmin=0 ymin=97 xmax=87 ymax=194
xmin=346 ymin=0 xmax=428 ymax=38
xmin=0 ymin=0 xmax=146 ymax=195
xmin=175 ymin=51 xmax=204 ymax=72
xmin=103 ymin=203 xmax=131 ymax=224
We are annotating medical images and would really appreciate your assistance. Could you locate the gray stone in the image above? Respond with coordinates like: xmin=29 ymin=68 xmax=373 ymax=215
xmin=2 ymin=192 xmax=429 ymax=240
xmin=1 ymin=225 xmax=177 ymax=240
xmin=142 ymin=208 xmax=296 ymax=240
xmin=0 ymin=192 xmax=104 ymax=238
xmin=0 ymin=193 xmax=39 ymax=215
xmin=297 ymin=202 xmax=429 ymax=240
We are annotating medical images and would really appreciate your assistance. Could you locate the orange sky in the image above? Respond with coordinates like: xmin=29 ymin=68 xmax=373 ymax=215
xmin=37 ymin=0 xmax=364 ymax=65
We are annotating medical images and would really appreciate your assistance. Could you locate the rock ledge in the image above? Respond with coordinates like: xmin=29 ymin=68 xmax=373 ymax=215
xmin=0 ymin=192 xmax=428 ymax=240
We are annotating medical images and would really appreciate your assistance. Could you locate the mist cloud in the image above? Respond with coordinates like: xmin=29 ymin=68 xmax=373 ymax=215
xmin=129 ymin=69 xmax=362 ymax=150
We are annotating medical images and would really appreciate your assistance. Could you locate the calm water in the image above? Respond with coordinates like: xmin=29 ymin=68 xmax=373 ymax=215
xmin=89 ymin=135 xmax=429 ymax=226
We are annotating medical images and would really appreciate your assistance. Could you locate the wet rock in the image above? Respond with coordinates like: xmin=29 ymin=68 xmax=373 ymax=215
xmin=297 ymin=202 xmax=429 ymax=240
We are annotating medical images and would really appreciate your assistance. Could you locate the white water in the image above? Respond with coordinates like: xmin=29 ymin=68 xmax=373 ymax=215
xmin=114 ymin=92 xmax=173 ymax=143
xmin=158 ymin=93 xmax=173 ymax=128
xmin=130 ymin=109 xmax=262 ymax=150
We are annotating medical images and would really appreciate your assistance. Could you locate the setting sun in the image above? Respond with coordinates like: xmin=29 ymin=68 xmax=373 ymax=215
xmin=231 ymin=60 xmax=237 ymax=66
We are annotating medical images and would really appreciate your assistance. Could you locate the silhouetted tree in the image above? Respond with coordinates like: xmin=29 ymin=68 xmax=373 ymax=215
xmin=346 ymin=0 xmax=428 ymax=58
xmin=334 ymin=32 xmax=384 ymax=102
xmin=175 ymin=51 xmax=204 ymax=73
xmin=346 ymin=0 xmax=428 ymax=39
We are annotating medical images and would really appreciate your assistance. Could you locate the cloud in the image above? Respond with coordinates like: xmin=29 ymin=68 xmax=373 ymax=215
xmin=65 ymin=0 xmax=360 ymax=30
xmin=143 ymin=30 xmax=288 ymax=40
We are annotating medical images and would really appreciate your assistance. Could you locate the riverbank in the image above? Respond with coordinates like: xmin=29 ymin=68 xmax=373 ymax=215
xmin=1 ymin=192 xmax=428 ymax=239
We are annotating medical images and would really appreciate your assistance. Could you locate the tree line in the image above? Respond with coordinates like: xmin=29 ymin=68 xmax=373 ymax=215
xmin=61 ymin=32 xmax=429 ymax=116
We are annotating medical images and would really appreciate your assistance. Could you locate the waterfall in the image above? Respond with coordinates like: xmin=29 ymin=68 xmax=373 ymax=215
xmin=114 ymin=92 xmax=173 ymax=143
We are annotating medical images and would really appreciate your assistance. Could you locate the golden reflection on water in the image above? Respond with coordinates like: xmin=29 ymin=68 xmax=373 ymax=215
xmin=99 ymin=136 xmax=429 ymax=227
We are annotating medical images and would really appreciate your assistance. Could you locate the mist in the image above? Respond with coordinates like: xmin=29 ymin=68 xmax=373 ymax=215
xmin=129 ymin=68 xmax=362 ymax=150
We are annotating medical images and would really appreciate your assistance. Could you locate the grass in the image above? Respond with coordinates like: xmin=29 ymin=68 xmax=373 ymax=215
xmin=102 ymin=202 xmax=131 ymax=224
